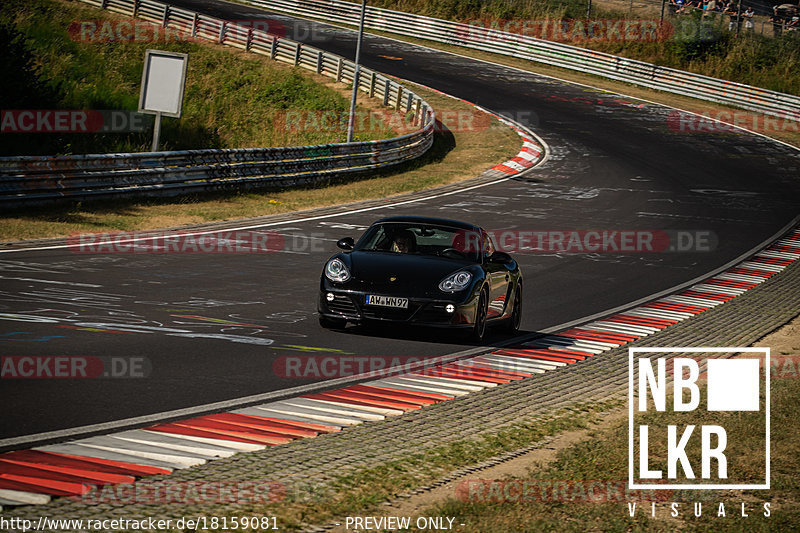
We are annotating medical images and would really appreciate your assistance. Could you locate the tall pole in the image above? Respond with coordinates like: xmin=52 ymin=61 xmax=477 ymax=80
xmin=347 ymin=0 xmax=367 ymax=143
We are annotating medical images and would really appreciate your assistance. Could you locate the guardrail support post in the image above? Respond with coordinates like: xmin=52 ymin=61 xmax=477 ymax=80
xmin=191 ymin=14 xmax=198 ymax=38
xmin=294 ymin=43 xmax=301 ymax=66
xmin=383 ymin=80 xmax=390 ymax=106
xmin=417 ymin=104 xmax=427 ymax=127
xmin=406 ymin=93 xmax=413 ymax=113
xmin=101 ymin=0 xmax=107 ymax=8
xmin=316 ymin=51 xmax=324 ymax=74
xmin=395 ymin=87 xmax=403 ymax=110
xmin=132 ymin=0 xmax=139 ymax=18
xmin=162 ymin=5 xmax=169 ymax=27
xmin=271 ymin=37 xmax=278 ymax=60
xmin=336 ymin=58 xmax=343 ymax=82
xmin=246 ymin=29 xmax=253 ymax=52
xmin=219 ymin=22 xmax=226 ymax=44
xmin=369 ymin=71 xmax=376 ymax=97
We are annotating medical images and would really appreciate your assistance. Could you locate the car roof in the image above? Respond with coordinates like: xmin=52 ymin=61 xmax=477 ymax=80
xmin=372 ymin=216 xmax=482 ymax=231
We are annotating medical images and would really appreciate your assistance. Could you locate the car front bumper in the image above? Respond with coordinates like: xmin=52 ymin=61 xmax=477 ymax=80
xmin=318 ymin=288 xmax=479 ymax=327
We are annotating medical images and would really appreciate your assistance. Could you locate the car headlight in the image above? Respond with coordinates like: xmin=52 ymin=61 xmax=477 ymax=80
xmin=438 ymin=270 xmax=472 ymax=292
xmin=325 ymin=258 xmax=351 ymax=282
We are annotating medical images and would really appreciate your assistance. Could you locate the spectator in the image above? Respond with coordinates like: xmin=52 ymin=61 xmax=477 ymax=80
xmin=705 ymin=0 xmax=717 ymax=18
xmin=788 ymin=13 xmax=800 ymax=33
xmin=743 ymin=7 xmax=755 ymax=32
xmin=672 ymin=0 xmax=686 ymax=14
xmin=728 ymin=6 xmax=741 ymax=31
xmin=770 ymin=6 xmax=783 ymax=37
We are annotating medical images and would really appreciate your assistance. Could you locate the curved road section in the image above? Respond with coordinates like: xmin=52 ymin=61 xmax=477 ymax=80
xmin=1 ymin=0 xmax=798 ymax=442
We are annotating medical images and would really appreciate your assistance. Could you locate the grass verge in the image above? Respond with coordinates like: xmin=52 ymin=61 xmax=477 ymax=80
xmin=238 ymin=400 xmax=625 ymax=531
xmin=1 ymin=0 xmax=396 ymax=156
xmin=415 ymin=321 xmax=800 ymax=532
xmin=0 ymin=83 xmax=521 ymax=241
xmin=0 ymin=3 xmax=523 ymax=242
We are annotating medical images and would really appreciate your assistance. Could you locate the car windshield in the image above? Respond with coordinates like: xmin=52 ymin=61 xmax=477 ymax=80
xmin=354 ymin=222 xmax=486 ymax=263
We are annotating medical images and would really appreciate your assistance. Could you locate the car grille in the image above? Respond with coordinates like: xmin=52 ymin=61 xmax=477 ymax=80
xmin=325 ymin=294 xmax=456 ymax=324
xmin=327 ymin=294 xmax=358 ymax=316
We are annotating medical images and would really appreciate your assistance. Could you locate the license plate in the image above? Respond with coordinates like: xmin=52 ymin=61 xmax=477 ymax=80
xmin=365 ymin=295 xmax=409 ymax=309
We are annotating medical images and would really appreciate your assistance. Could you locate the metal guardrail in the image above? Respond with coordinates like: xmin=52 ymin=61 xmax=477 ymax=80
xmin=246 ymin=0 xmax=800 ymax=123
xmin=0 ymin=0 xmax=435 ymax=207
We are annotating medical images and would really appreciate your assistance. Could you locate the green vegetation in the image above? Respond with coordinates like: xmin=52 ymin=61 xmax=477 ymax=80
xmin=0 ymin=0 xmax=391 ymax=156
xmin=248 ymin=401 xmax=621 ymax=531
xmin=596 ymin=15 xmax=800 ymax=95
xmin=421 ymin=375 xmax=800 ymax=532
xmin=0 ymin=85 xmax=521 ymax=241
xmin=367 ymin=0 xmax=800 ymax=95
xmin=0 ymin=0 xmax=524 ymax=242
xmin=369 ymin=0 xmax=597 ymax=21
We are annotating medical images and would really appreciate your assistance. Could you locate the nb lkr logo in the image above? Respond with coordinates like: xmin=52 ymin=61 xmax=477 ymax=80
xmin=628 ymin=348 xmax=770 ymax=490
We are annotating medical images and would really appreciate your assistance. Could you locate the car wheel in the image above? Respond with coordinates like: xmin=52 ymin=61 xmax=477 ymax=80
xmin=505 ymin=284 xmax=522 ymax=334
xmin=471 ymin=287 xmax=489 ymax=343
xmin=319 ymin=315 xmax=346 ymax=329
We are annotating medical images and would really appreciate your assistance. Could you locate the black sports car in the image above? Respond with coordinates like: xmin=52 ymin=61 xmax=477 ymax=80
xmin=317 ymin=216 xmax=523 ymax=341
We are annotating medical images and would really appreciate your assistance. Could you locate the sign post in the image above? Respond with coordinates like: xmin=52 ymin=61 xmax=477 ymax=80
xmin=151 ymin=111 xmax=162 ymax=152
xmin=138 ymin=49 xmax=188 ymax=152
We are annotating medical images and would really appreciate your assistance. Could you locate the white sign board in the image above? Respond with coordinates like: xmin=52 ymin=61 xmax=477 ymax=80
xmin=138 ymin=50 xmax=188 ymax=118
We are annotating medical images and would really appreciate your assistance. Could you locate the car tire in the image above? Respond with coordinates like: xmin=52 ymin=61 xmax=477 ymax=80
xmin=471 ymin=287 xmax=489 ymax=343
xmin=319 ymin=315 xmax=346 ymax=329
xmin=505 ymin=284 xmax=522 ymax=334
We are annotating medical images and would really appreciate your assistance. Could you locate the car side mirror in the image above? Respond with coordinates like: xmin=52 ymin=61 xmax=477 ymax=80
xmin=489 ymin=251 xmax=513 ymax=264
xmin=337 ymin=237 xmax=354 ymax=251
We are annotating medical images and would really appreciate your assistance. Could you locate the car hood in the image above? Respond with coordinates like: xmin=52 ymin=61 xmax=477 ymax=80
xmin=346 ymin=251 xmax=473 ymax=289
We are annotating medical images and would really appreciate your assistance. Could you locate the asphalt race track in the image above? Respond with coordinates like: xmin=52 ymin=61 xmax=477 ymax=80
xmin=1 ymin=0 xmax=799 ymax=443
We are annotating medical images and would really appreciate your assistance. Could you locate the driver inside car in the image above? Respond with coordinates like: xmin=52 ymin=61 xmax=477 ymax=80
xmin=391 ymin=229 xmax=417 ymax=253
